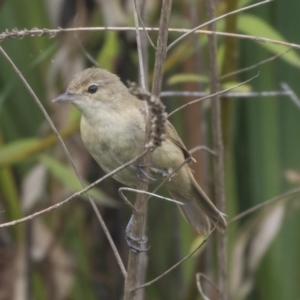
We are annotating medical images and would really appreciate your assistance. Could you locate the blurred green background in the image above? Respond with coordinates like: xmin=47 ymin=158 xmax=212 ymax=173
xmin=0 ymin=0 xmax=300 ymax=299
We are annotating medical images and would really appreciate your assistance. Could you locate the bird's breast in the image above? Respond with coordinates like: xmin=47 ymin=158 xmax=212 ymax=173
xmin=80 ymin=109 xmax=145 ymax=186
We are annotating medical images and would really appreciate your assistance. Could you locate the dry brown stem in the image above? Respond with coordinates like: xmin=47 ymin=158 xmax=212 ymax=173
xmin=205 ymin=0 xmax=227 ymax=298
xmin=123 ymin=0 xmax=172 ymax=299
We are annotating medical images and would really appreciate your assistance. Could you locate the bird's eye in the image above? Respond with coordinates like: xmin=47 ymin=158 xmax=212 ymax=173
xmin=88 ymin=84 xmax=98 ymax=94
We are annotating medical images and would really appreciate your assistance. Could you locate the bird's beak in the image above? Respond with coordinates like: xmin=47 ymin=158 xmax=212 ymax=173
xmin=52 ymin=92 xmax=81 ymax=103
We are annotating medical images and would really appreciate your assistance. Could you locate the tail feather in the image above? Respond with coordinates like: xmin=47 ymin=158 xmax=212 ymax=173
xmin=167 ymin=170 xmax=227 ymax=235
xmin=191 ymin=175 xmax=227 ymax=232
xmin=169 ymin=190 xmax=211 ymax=235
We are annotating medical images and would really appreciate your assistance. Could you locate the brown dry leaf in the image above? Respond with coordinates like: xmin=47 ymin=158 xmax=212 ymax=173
xmin=44 ymin=0 xmax=62 ymax=26
xmin=96 ymin=0 xmax=129 ymax=26
xmin=229 ymin=203 xmax=285 ymax=299
xmin=21 ymin=163 xmax=47 ymax=213
xmin=32 ymin=219 xmax=74 ymax=300
xmin=12 ymin=246 xmax=27 ymax=300
xmin=248 ymin=205 xmax=284 ymax=272
xmin=284 ymin=169 xmax=300 ymax=185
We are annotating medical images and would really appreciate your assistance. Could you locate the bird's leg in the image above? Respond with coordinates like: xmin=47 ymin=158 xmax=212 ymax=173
xmin=125 ymin=215 xmax=149 ymax=253
xmin=137 ymin=163 xmax=156 ymax=181
xmin=137 ymin=163 xmax=176 ymax=182
xmin=150 ymin=166 xmax=175 ymax=181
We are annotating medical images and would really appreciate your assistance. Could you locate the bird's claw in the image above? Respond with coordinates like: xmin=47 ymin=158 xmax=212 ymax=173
xmin=125 ymin=234 xmax=149 ymax=253
xmin=150 ymin=166 xmax=175 ymax=181
xmin=137 ymin=163 xmax=156 ymax=181
xmin=126 ymin=215 xmax=149 ymax=253
xmin=137 ymin=163 xmax=175 ymax=182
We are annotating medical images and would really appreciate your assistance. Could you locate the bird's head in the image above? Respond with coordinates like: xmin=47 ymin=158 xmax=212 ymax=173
xmin=53 ymin=68 xmax=130 ymax=116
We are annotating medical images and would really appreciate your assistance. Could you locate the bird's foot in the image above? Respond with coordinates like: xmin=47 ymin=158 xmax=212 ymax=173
xmin=150 ymin=166 xmax=175 ymax=181
xmin=126 ymin=215 xmax=149 ymax=253
xmin=126 ymin=234 xmax=149 ymax=253
xmin=137 ymin=163 xmax=156 ymax=181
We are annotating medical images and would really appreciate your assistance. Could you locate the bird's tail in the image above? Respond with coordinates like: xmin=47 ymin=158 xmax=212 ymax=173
xmin=168 ymin=171 xmax=227 ymax=235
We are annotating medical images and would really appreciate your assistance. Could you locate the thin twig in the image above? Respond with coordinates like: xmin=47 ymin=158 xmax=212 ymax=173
xmin=161 ymin=90 xmax=291 ymax=98
xmin=281 ymin=82 xmax=300 ymax=110
xmin=119 ymin=188 xmax=185 ymax=206
xmin=228 ymin=187 xmax=300 ymax=225
xmin=0 ymin=46 xmax=128 ymax=279
xmin=196 ymin=273 xmax=220 ymax=300
xmin=133 ymin=0 xmax=156 ymax=50
xmin=167 ymin=73 xmax=259 ymax=117
xmin=1 ymin=27 xmax=300 ymax=51
xmin=167 ymin=0 xmax=273 ymax=51
xmin=189 ymin=145 xmax=216 ymax=156
xmin=73 ymin=33 xmax=100 ymax=67
xmin=146 ymin=157 xmax=192 ymax=202
xmin=137 ymin=0 xmax=150 ymax=94
xmin=220 ymin=48 xmax=291 ymax=80
xmin=133 ymin=225 xmax=217 ymax=291
xmin=196 ymin=277 xmax=210 ymax=300
xmin=0 ymin=150 xmax=148 ymax=229
xmin=133 ymin=0 xmax=146 ymax=90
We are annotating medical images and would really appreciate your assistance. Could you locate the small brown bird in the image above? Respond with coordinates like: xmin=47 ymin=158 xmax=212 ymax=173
xmin=53 ymin=68 xmax=226 ymax=235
